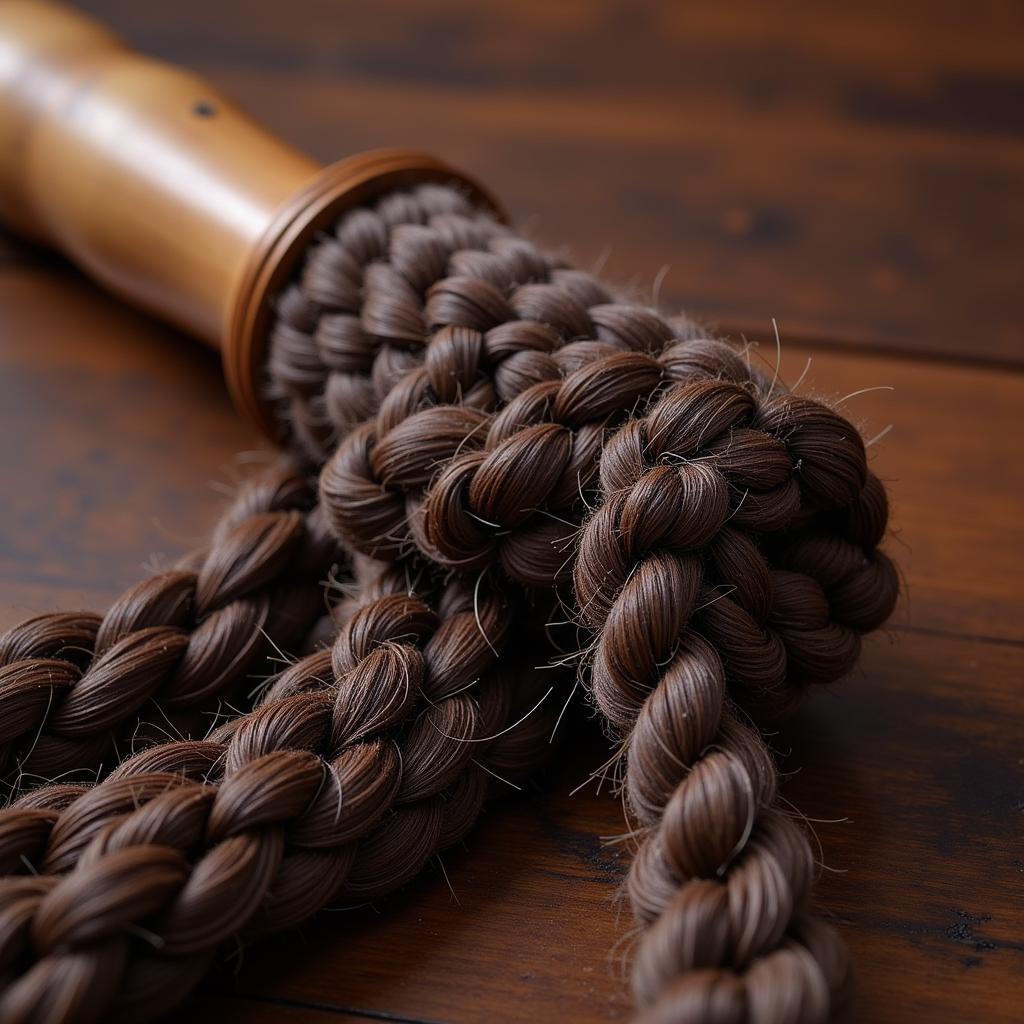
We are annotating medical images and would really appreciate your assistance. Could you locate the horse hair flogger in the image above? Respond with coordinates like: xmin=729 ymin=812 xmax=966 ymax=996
xmin=0 ymin=4 xmax=898 ymax=1023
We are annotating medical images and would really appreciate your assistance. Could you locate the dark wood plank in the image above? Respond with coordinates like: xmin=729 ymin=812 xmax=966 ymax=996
xmin=1 ymin=4 xmax=1022 ymax=1018
xmin=187 ymin=994 xmax=385 ymax=1023
xmin=0 ymin=263 xmax=264 ymax=629
xmin=56 ymin=0 xmax=1024 ymax=365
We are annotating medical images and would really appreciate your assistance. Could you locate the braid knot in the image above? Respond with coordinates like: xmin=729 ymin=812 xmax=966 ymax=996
xmin=0 ymin=179 xmax=900 ymax=1022
xmin=304 ymin=192 xmax=898 ymax=1020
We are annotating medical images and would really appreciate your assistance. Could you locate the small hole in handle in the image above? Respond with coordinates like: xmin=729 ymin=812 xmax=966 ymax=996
xmin=193 ymin=100 xmax=217 ymax=118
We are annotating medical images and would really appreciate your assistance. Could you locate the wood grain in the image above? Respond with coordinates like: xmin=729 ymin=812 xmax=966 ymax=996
xmin=41 ymin=0 xmax=1024 ymax=365
xmin=0 ymin=264 xmax=260 ymax=628
xmin=0 ymin=2 xmax=1021 ymax=1022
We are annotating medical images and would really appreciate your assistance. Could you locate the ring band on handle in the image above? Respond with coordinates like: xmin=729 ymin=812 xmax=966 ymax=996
xmin=225 ymin=150 xmax=502 ymax=441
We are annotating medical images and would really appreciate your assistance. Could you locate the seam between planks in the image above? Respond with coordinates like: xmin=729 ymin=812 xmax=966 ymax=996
xmin=713 ymin=321 xmax=1024 ymax=376
xmin=890 ymin=623 xmax=1024 ymax=650
xmin=216 ymin=992 xmax=448 ymax=1024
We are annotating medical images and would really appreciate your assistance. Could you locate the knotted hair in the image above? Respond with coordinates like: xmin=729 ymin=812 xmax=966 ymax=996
xmin=0 ymin=179 xmax=898 ymax=1022
xmin=0 ymin=181 xmax=575 ymax=1021
xmin=312 ymin=197 xmax=898 ymax=1021
xmin=0 ymin=181 xmax=531 ymax=798
xmin=0 ymin=563 xmax=555 ymax=1023
xmin=0 ymin=460 xmax=340 ymax=792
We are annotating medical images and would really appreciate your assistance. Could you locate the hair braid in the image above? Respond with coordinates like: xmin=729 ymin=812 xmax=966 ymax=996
xmin=266 ymin=181 xmax=576 ymax=462
xmin=1 ymin=178 xmax=900 ymax=1020
xmin=0 ymin=181 xmax=570 ymax=795
xmin=575 ymin=503 xmax=849 ymax=1018
xmin=0 ymin=567 xmax=554 ymax=1022
xmin=0 ymin=461 xmax=344 ymax=794
xmin=0 ymin=181 xmax=608 ymax=1019
xmin=316 ymin=254 xmax=898 ymax=1018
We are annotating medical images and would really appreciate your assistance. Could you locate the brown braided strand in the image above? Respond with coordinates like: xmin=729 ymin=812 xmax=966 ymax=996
xmin=0 ymin=461 xmax=342 ymax=792
xmin=322 ymin=325 xmax=894 ymax=700
xmin=0 ymin=570 xmax=553 ymax=1023
xmin=315 ymin=249 xmax=898 ymax=1018
xmin=268 ymin=181 xmax=534 ymax=461
xmin=266 ymin=180 xmax=695 ymax=478
xmin=0 ymin=181 xmax=569 ymax=795
xmin=0 ymin=182 xmax=596 ymax=1017
xmin=576 ymin=551 xmax=847 ymax=1019
xmin=0 ymin=177 xmax=899 ymax=1020
xmin=0 ymin=185 xmax=647 ymax=796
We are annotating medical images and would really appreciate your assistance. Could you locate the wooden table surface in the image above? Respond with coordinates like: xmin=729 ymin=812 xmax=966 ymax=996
xmin=1 ymin=2 xmax=1021 ymax=1021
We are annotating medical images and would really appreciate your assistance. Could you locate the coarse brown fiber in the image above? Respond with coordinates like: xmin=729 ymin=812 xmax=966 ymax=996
xmin=0 ymin=183 xmax=513 ymax=797
xmin=313 ymin=204 xmax=898 ymax=1019
xmin=0 ymin=561 xmax=555 ymax=1022
xmin=0 ymin=181 xmax=898 ymax=1022
xmin=0 ymin=460 xmax=336 ymax=790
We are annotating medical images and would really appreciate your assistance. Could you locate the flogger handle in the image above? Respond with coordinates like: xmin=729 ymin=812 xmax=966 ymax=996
xmin=0 ymin=1 xmax=500 ymax=436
